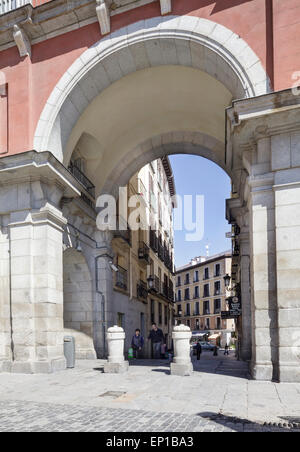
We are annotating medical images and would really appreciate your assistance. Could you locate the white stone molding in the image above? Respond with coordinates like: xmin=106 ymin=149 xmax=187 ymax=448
xmin=13 ymin=24 xmax=31 ymax=58
xmin=34 ymin=15 xmax=270 ymax=159
xmin=96 ymin=0 xmax=111 ymax=36
xmin=160 ymin=0 xmax=171 ymax=15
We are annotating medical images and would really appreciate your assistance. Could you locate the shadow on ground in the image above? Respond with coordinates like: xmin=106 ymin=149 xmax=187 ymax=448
xmin=197 ymin=412 xmax=297 ymax=432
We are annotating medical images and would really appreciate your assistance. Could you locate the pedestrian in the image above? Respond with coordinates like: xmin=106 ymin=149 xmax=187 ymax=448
xmin=196 ymin=341 xmax=202 ymax=360
xmin=131 ymin=329 xmax=144 ymax=359
xmin=224 ymin=344 xmax=229 ymax=356
xmin=148 ymin=323 xmax=165 ymax=359
xmin=213 ymin=345 xmax=218 ymax=356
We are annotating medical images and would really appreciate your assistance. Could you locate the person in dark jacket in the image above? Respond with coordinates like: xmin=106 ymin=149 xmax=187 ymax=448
xmin=148 ymin=323 xmax=165 ymax=359
xmin=131 ymin=329 xmax=144 ymax=359
xmin=196 ymin=341 xmax=202 ymax=360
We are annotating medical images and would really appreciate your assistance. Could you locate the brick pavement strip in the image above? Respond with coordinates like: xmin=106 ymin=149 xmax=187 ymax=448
xmin=0 ymin=400 xmax=298 ymax=433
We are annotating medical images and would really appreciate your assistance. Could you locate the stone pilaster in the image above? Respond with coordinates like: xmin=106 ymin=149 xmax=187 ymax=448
xmin=0 ymin=151 xmax=81 ymax=373
xmin=272 ymin=138 xmax=300 ymax=382
xmin=9 ymin=207 xmax=67 ymax=373
xmin=0 ymin=215 xmax=12 ymax=371
xmin=248 ymin=176 xmax=278 ymax=381
xmin=239 ymin=229 xmax=252 ymax=362
xmin=95 ymin=230 xmax=114 ymax=357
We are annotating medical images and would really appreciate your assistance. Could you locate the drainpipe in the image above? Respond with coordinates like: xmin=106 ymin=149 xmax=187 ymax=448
xmin=95 ymin=255 xmax=107 ymax=358
xmin=8 ymin=227 xmax=15 ymax=362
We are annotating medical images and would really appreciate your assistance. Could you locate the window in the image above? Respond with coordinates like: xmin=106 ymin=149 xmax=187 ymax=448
xmin=214 ymin=299 xmax=221 ymax=314
xmin=216 ymin=317 xmax=221 ymax=329
xmin=203 ymin=284 xmax=210 ymax=298
xmin=215 ymin=263 xmax=221 ymax=277
xmin=205 ymin=318 xmax=210 ymax=330
xmin=194 ymin=286 xmax=199 ymax=298
xmin=186 ymin=303 xmax=191 ymax=316
xmin=204 ymin=300 xmax=210 ymax=315
xmin=194 ymin=302 xmax=200 ymax=315
xmin=185 ymin=273 xmax=190 ymax=285
xmin=204 ymin=268 xmax=209 ymax=280
xmin=177 ymin=304 xmax=182 ymax=315
xmin=187 ymin=319 xmax=190 ymax=327
xmin=178 ymin=290 xmax=182 ymax=302
xmin=194 ymin=270 xmax=199 ymax=282
xmin=184 ymin=288 xmax=190 ymax=300
xmin=177 ymin=276 xmax=181 ymax=287
xmin=195 ymin=319 xmax=200 ymax=330
xmin=117 ymin=313 xmax=125 ymax=329
xmin=165 ymin=306 xmax=168 ymax=325
xmin=214 ymin=281 xmax=221 ymax=296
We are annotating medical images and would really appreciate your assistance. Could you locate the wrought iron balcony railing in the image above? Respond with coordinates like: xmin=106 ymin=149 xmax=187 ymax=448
xmin=68 ymin=162 xmax=95 ymax=198
xmin=138 ymin=242 xmax=150 ymax=263
xmin=113 ymin=216 xmax=131 ymax=246
xmin=115 ymin=266 xmax=128 ymax=291
xmin=137 ymin=280 xmax=148 ymax=300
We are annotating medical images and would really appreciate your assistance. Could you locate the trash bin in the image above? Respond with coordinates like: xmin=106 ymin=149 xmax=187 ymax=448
xmin=64 ymin=336 xmax=75 ymax=368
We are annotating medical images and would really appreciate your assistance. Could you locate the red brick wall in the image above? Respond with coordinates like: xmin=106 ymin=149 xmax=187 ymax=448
xmin=273 ymin=0 xmax=300 ymax=91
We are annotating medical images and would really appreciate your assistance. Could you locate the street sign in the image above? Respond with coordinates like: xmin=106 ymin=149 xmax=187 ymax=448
xmin=222 ymin=296 xmax=242 ymax=318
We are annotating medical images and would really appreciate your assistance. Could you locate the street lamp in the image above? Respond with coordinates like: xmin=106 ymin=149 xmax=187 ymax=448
xmin=223 ymin=273 xmax=231 ymax=289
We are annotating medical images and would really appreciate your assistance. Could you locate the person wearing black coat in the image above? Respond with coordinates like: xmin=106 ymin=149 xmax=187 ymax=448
xmin=195 ymin=342 xmax=202 ymax=360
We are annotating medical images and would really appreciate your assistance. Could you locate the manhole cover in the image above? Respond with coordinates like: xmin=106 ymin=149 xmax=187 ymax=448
xmin=99 ymin=391 xmax=126 ymax=398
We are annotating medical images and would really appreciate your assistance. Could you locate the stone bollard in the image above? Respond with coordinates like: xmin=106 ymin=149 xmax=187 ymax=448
xmin=103 ymin=325 xmax=129 ymax=374
xmin=170 ymin=324 xmax=193 ymax=376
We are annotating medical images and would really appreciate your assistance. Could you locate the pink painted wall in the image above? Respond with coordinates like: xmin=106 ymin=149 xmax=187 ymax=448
xmin=0 ymin=0 xmax=299 ymax=157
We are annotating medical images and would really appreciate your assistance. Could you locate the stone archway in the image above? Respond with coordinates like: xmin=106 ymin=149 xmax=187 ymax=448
xmin=22 ymin=14 xmax=300 ymax=382
xmin=33 ymin=15 xmax=270 ymax=162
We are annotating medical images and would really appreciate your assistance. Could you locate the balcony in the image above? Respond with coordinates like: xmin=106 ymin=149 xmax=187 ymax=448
xmin=158 ymin=242 xmax=164 ymax=262
xmin=68 ymin=162 xmax=95 ymax=198
xmin=115 ymin=266 xmax=128 ymax=291
xmin=162 ymin=282 xmax=168 ymax=298
xmin=137 ymin=280 xmax=148 ymax=301
xmin=148 ymin=275 xmax=160 ymax=293
xmin=113 ymin=216 xmax=131 ymax=246
xmin=149 ymin=229 xmax=158 ymax=253
xmin=138 ymin=242 xmax=150 ymax=264
xmin=168 ymin=287 xmax=174 ymax=302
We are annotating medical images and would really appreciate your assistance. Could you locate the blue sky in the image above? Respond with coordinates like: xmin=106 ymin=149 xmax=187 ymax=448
xmin=169 ymin=154 xmax=232 ymax=268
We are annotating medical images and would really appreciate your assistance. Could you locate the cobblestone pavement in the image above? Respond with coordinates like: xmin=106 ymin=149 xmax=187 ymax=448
xmin=0 ymin=400 xmax=299 ymax=432
xmin=0 ymin=354 xmax=300 ymax=432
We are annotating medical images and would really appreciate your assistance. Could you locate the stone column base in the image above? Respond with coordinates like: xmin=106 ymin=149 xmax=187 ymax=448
xmin=0 ymin=358 xmax=66 ymax=374
xmin=251 ymin=362 xmax=273 ymax=381
xmin=104 ymin=361 xmax=129 ymax=374
xmin=170 ymin=362 xmax=193 ymax=376
xmin=279 ymin=365 xmax=300 ymax=383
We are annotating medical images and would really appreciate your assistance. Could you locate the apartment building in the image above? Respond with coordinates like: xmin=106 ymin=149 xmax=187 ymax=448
xmin=175 ymin=251 xmax=235 ymax=347
xmin=111 ymin=157 xmax=176 ymax=356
